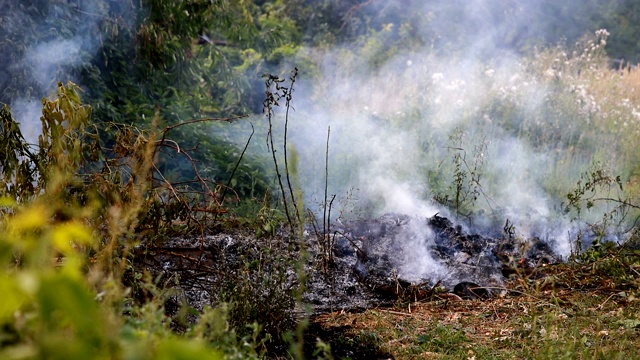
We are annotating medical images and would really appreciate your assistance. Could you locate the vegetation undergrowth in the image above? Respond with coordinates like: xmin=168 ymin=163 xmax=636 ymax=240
xmin=312 ymin=247 xmax=640 ymax=359
xmin=0 ymin=80 xmax=308 ymax=359
xmin=2 ymin=52 xmax=640 ymax=360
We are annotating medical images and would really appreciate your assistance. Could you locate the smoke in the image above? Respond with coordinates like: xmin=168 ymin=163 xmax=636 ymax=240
xmin=3 ymin=1 xmax=130 ymax=145
xmin=397 ymin=219 xmax=448 ymax=283
xmin=280 ymin=0 xmax=625 ymax=277
xmin=10 ymin=99 xmax=42 ymax=146
xmin=26 ymin=38 xmax=85 ymax=89
xmin=13 ymin=36 xmax=88 ymax=145
xmin=1 ymin=0 xmax=625 ymax=281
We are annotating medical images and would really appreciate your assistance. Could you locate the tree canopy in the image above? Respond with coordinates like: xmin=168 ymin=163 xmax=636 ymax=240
xmin=1 ymin=0 xmax=639 ymax=202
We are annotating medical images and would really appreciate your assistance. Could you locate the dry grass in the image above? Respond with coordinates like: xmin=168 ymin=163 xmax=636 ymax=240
xmin=310 ymin=254 xmax=640 ymax=359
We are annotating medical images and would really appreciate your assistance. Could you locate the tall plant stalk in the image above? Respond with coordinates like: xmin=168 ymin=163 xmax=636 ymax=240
xmin=263 ymin=68 xmax=301 ymax=234
xmin=283 ymin=68 xmax=302 ymax=227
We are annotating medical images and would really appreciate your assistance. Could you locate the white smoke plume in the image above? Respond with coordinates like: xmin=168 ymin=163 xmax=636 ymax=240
xmin=4 ymin=1 xmax=131 ymax=145
xmin=2 ymin=0 xmax=627 ymax=281
xmin=279 ymin=0 xmax=627 ymax=276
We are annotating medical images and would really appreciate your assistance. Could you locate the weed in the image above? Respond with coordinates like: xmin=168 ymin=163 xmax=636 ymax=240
xmin=0 ymin=81 xmax=303 ymax=359
xmin=434 ymin=126 xmax=490 ymax=219
xmin=263 ymin=68 xmax=304 ymax=236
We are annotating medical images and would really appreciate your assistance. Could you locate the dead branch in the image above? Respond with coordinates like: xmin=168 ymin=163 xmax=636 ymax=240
xmin=339 ymin=0 xmax=379 ymax=33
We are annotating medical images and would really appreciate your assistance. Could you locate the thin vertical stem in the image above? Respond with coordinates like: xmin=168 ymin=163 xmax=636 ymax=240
xmin=323 ymin=126 xmax=330 ymax=237
xmin=283 ymin=68 xmax=301 ymax=226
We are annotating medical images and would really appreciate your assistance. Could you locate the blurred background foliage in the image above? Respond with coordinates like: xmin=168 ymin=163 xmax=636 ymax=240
xmin=1 ymin=0 xmax=640 ymax=206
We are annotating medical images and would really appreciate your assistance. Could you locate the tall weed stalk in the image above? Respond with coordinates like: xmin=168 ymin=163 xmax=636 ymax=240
xmin=263 ymin=68 xmax=303 ymax=236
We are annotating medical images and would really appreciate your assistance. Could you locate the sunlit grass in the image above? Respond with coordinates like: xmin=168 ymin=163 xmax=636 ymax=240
xmin=314 ymin=256 xmax=640 ymax=359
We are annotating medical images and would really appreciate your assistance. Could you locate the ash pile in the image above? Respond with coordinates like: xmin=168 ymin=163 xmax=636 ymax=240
xmin=137 ymin=213 xmax=563 ymax=315
xmin=304 ymin=213 xmax=562 ymax=311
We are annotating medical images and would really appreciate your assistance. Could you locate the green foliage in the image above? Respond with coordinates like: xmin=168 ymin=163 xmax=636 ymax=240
xmin=0 ymin=106 xmax=39 ymax=198
xmin=563 ymin=164 xmax=624 ymax=220
xmin=0 ymin=80 xmax=305 ymax=358
xmin=0 ymin=0 xmax=303 ymax=209
xmin=38 ymin=82 xmax=98 ymax=182
xmin=0 ymin=190 xmax=225 ymax=359
xmin=219 ymin=246 xmax=297 ymax=341
xmin=191 ymin=305 xmax=269 ymax=360
xmin=432 ymin=127 xmax=488 ymax=218
xmin=416 ymin=324 xmax=470 ymax=355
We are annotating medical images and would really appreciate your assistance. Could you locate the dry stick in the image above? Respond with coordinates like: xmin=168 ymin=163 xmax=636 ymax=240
xmin=307 ymin=209 xmax=321 ymax=238
xmin=333 ymin=230 xmax=366 ymax=256
xmin=158 ymin=114 xmax=249 ymax=148
xmin=328 ymin=194 xmax=337 ymax=313
xmin=328 ymin=195 xmax=336 ymax=248
xmin=378 ymin=309 xmax=414 ymax=317
xmin=152 ymin=163 xmax=185 ymax=205
xmin=155 ymin=142 xmax=215 ymax=201
xmin=323 ymin=126 xmax=334 ymax=307
xmin=339 ymin=0 xmax=378 ymax=33
xmin=265 ymin=78 xmax=294 ymax=233
xmin=283 ymin=68 xmax=301 ymax=226
xmin=323 ymin=126 xmax=330 ymax=237
xmin=151 ymin=162 xmax=205 ymax=236
xmin=482 ymin=286 xmax=560 ymax=308
xmin=153 ymin=141 xmax=212 ymax=244
xmin=155 ymin=114 xmax=249 ymax=201
xmin=206 ymin=124 xmax=255 ymax=249
xmin=218 ymin=122 xmax=255 ymax=208
xmin=597 ymin=293 xmax=618 ymax=310
xmin=592 ymin=197 xmax=640 ymax=209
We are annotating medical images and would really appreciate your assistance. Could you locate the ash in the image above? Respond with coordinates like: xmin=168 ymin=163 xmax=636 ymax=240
xmin=136 ymin=213 xmax=561 ymax=315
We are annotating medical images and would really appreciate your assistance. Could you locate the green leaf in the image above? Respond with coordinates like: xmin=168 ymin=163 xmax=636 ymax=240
xmin=156 ymin=338 xmax=223 ymax=360
xmin=0 ymin=275 xmax=28 ymax=322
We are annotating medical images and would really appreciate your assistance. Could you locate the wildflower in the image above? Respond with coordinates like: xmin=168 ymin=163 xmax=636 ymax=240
xmin=545 ymin=68 xmax=556 ymax=78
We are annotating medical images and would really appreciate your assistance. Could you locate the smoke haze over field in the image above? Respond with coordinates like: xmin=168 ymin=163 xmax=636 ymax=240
xmin=2 ymin=0 xmax=125 ymax=145
xmin=3 ymin=0 xmax=635 ymax=282
xmin=282 ymin=0 xmax=632 ymax=272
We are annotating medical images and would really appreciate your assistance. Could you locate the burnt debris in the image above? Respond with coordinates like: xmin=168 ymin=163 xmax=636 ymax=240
xmin=139 ymin=213 xmax=562 ymax=315
xmin=314 ymin=212 xmax=562 ymax=309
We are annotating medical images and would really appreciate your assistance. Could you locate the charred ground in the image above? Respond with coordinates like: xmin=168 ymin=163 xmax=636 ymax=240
xmin=127 ymin=212 xmax=635 ymax=359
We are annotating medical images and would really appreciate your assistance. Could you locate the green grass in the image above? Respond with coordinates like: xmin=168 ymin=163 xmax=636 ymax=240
xmin=312 ymin=252 xmax=640 ymax=359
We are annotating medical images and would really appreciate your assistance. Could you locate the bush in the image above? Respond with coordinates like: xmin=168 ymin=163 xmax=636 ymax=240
xmin=0 ymin=81 xmax=297 ymax=359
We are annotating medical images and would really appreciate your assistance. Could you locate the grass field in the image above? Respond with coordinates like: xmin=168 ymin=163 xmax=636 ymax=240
xmin=310 ymin=250 xmax=640 ymax=359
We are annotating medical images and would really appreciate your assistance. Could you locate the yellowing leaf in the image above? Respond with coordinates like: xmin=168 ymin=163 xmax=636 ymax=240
xmin=52 ymin=221 xmax=93 ymax=253
xmin=8 ymin=205 xmax=48 ymax=238
xmin=0 ymin=197 xmax=15 ymax=207
xmin=0 ymin=275 xmax=28 ymax=321
xmin=17 ymin=271 xmax=39 ymax=295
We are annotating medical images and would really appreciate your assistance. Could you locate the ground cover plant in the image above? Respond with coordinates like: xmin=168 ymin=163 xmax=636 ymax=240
xmin=310 ymin=247 xmax=640 ymax=359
